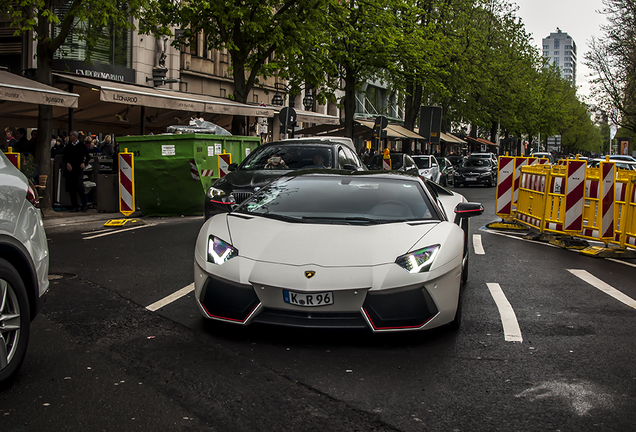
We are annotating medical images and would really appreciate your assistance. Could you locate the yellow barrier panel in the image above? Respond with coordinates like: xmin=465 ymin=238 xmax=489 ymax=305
xmin=574 ymin=162 xmax=615 ymax=244
xmin=515 ymin=164 xmax=550 ymax=231
xmin=543 ymin=165 xmax=567 ymax=233
xmin=619 ymin=172 xmax=636 ymax=250
xmin=611 ymin=170 xmax=632 ymax=248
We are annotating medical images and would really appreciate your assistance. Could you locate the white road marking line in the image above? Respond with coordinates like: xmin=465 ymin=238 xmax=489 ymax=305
xmin=480 ymin=227 xmax=560 ymax=248
xmin=480 ymin=227 xmax=636 ymax=268
xmin=83 ymin=224 xmax=152 ymax=240
xmin=146 ymin=283 xmax=195 ymax=312
xmin=567 ymin=269 xmax=636 ymax=310
xmin=473 ymin=234 xmax=485 ymax=255
xmin=606 ymin=258 xmax=636 ymax=268
xmin=486 ymin=283 xmax=523 ymax=342
xmin=82 ymin=228 xmax=117 ymax=235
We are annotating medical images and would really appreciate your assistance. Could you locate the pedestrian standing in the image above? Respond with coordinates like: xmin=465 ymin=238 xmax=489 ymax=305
xmin=13 ymin=128 xmax=30 ymax=155
xmin=62 ymin=130 xmax=90 ymax=212
xmin=51 ymin=138 xmax=65 ymax=157
xmin=3 ymin=128 xmax=16 ymax=152
xmin=100 ymin=134 xmax=114 ymax=157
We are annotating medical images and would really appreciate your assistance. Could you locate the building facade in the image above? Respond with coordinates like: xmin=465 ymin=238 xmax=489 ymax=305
xmin=542 ymin=28 xmax=577 ymax=83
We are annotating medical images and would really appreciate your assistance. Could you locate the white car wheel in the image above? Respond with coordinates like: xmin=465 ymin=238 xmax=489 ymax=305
xmin=0 ymin=258 xmax=30 ymax=386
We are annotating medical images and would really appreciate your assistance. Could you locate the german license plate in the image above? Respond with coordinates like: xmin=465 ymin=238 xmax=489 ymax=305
xmin=466 ymin=177 xmax=477 ymax=181
xmin=283 ymin=290 xmax=334 ymax=307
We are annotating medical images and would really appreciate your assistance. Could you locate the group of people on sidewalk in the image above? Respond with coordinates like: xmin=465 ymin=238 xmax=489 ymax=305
xmin=4 ymin=127 xmax=117 ymax=213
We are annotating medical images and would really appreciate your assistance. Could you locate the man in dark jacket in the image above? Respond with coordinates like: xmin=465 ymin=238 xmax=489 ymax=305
xmin=13 ymin=128 xmax=32 ymax=155
xmin=62 ymin=130 xmax=90 ymax=212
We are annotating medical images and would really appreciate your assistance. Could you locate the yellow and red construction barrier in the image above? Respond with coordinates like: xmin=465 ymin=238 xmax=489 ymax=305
xmin=492 ymin=154 xmax=636 ymax=255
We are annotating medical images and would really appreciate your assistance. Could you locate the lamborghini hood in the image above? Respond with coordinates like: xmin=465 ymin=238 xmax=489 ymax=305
xmin=225 ymin=214 xmax=438 ymax=267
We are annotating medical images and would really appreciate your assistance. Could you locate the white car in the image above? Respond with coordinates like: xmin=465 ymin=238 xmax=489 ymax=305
xmin=194 ymin=171 xmax=483 ymax=332
xmin=412 ymin=155 xmax=441 ymax=183
xmin=0 ymin=151 xmax=49 ymax=385
xmin=530 ymin=152 xmax=555 ymax=163
xmin=609 ymin=155 xmax=636 ymax=163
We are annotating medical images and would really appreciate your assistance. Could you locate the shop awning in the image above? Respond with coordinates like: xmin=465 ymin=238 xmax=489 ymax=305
xmin=0 ymin=69 xmax=79 ymax=108
xmin=54 ymin=73 xmax=275 ymax=117
xmin=440 ymin=132 xmax=466 ymax=144
xmin=294 ymin=109 xmax=340 ymax=125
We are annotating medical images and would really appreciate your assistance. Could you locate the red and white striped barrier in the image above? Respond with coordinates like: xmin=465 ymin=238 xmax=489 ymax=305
xmin=495 ymin=156 xmax=515 ymax=216
xmin=218 ymin=153 xmax=232 ymax=178
xmin=513 ymin=157 xmax=528 ymax=205
xmin=564 ymin=160 xmax=586 ymax=232
xmin=600 ymin=162 xmax=615 ymax=239
xmin=119 ymin=151 xmax=135 ymax=217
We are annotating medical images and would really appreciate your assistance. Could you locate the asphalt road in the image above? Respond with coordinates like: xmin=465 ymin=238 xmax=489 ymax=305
xmin=2 ymin=184 xmax=635 ymax=431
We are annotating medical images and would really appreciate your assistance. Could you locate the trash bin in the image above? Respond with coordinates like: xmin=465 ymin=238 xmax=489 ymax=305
xmin=116 ymin=133 xmax=260 ymax=216
xmin=96 ymin=174 xmax=118 ymax=212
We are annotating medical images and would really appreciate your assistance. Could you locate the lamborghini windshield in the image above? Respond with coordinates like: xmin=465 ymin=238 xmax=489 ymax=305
xmin=235 ymin=174 xmax=441 ymax=224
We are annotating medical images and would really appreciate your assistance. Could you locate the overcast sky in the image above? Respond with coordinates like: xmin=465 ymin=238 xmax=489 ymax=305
xmin=512 ymin=0 xmax=607 ymax=100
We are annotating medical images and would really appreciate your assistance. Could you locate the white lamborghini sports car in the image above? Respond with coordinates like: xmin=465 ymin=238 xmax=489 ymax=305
xmin=194 ymin=171 xmax=483 ymax=332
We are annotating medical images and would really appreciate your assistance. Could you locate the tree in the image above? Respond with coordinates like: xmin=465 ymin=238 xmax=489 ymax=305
xmin=142 ymin=0 xmax=326 ymax=135
xmin=585 ymin=0 xmax=636 ymax=133
xmin=1 ymin=0 xmax=147 ymax=209
xmin=289 ymin=0 xmax=407 ymax=140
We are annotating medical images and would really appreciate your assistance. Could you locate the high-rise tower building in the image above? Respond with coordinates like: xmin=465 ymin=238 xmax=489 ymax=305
xmin=542 ymin=28 xmax=577 ymax=83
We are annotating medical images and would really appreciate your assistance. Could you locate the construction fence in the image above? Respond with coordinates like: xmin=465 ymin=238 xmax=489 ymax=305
xmin=493 ymin=155 xmax=636 ymax=255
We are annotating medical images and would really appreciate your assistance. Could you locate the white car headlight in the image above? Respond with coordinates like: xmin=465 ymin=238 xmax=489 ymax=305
xmin=207 ymin=187 xmax=227 ymax=199
xmin=207 ymin=236 xmax=238 ymax=265
xmin=395 ymin=245 xmax=440 ymax=273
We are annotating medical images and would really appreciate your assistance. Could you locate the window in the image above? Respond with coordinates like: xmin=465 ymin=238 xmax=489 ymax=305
xmin=565 ymin=50 xmax=571 ymax=55
xmin=53 ymin=7 xmax=132 ymax=68
xmin=565 ymin=45 xmax=572 ymax=49
xmin=554 ymin=51 xmax=559 ymax=56
xmin=190 ymin=33 xmax=199 ymax=57
xmin=565 ymin=63 xmax=572 ymax=67
xmin=554 ymin=58 xmax=559 ymax=65
xmin=565 ymin=57 xmax=571 ymax=61
xmin=554 ymin=39 xmax=560 ymax=49
xmin=543 ymin=51 xmax=549 ymax=56
xmin=543 ymin=45 xmax=549 ymax=50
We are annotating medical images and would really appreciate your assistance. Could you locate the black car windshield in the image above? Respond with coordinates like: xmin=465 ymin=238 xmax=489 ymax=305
xmin=367 ymin=154 xmax=404 ymax=170
xmin=463 ymin=158 xmax=491 ymax=168
xmin=413 ymin=157 xmax=431 ymax=169
xmin=235 ymin=175 xmax=439 ymax=223
xmin=240 ymin=145 xmax=334 ymax=170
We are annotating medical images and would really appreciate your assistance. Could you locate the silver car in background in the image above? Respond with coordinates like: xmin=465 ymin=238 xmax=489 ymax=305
xmin=412 ymin=155 xmax=441 ymax=183
xmin=0 ymin=151 xmax=49 ymax=385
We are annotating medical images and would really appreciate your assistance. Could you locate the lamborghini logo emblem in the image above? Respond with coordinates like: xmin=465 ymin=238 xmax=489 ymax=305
xmin=304 ymin=271 xmax=316 ymax=279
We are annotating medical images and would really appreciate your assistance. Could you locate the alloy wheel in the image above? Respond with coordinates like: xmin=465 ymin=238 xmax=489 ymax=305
xmin=0 ymin=278 xmax=21 ymax=370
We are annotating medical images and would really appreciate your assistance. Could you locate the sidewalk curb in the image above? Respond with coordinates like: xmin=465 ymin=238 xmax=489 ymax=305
xmin=42 ymin=209 xmax=121 ymax=228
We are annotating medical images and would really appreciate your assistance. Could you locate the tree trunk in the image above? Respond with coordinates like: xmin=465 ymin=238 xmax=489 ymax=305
xmin=36 ymin=12 xmax=54 ymax=210
xmin=230 ymin=53 xmax=248 ymax=135
xmin=489 ymin=121 xmax=497 ymax=145
xmin=403 ymin=83 xmax=422 ymax=131
xmin=342 ymin=70 xmax=357 ymax=145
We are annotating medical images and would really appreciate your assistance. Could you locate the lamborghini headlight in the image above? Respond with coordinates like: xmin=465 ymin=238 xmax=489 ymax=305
xmin=207 ymin=236 xmax=238 ymax=265
xmin=395 ymin=245 xmax=440 ymax=273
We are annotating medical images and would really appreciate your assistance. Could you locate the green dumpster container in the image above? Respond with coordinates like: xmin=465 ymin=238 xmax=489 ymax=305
xmin=117 ymin=134 xmax=261 ymax=216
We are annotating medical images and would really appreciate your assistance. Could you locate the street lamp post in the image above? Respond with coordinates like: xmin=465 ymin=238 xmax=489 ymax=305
xmin=271 ymin=82 xmax=314 ymax=138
